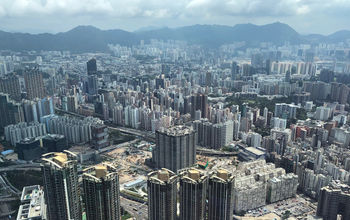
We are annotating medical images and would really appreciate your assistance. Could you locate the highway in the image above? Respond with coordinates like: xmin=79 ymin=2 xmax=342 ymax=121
xmin=98 ymin=139 xmax=139 ymax=153
xmin=121 ymin=197 xmax=148 ymax=220
xmin=0 ymin=163 xmax=41 ymax=173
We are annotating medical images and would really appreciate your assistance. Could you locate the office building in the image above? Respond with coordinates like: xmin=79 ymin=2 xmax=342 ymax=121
xmin=148 ymin=169 xmax=178 ymax=220
xmin=153 ymin=125 xmax=196 ymax=172
xmin=83 ymin=164 xmax=120 ymax=220
xmin=87 ymin=75 xmax=98 ymax=95
xmin=17 ymin=185 xmax=47 ymax=220
xmin=179 ymin=168 xmax=208 ymax=220
xmin=24 ymin=69 xmax=45 ymax=100
xmin=42 ymin=134 xmax=68 ymax=153
xmin=87 ymin=58 xmax=97 ymax=75
xmin=208 ymin=169 xmax=234 ymax=220
xmin=17 ymin=137 xmax=44 ymax=161
xmin=41 ymin=151 xmax=81 ymax=220
xmin=317 ymin=182 xmax=350 ymax=220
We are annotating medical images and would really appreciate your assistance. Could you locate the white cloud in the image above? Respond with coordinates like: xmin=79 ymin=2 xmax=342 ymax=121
xmin=0 ymin=0 xmax=349 ymax=18
xmin=0 ymin=0 xmax=348 ymax=34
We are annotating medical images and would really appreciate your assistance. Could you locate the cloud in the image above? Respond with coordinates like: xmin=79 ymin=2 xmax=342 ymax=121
xmin=0 ymin=0 xmax=348 ymax=34
xmin=0 ymin=0 xmax=349 ymax=19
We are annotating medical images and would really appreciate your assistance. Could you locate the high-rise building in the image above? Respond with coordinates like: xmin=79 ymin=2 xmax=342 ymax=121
xmin=0 ymin=93 xmax=24 ymax=132
xmin=5 ymin=122 xmax=47 ymax=146
xmin=208 ymin=169 xmax=234 ymax=220
xmin=148 ymin=169 xmax=178 ymax=220
xmin=87 ymin=58 xmax=97 ymax=75
xmin=0 ymin=73 xmax=21 ymax=101
xmin=191 ymin=93 xmax=208 ymax=119
xmin=24 ymin=68 xmax=45 ymax=100
xmin=317 ymin=182 xmax=350 ymax=220
xmin=153 ymin=125 xmax=196 ymax=172
xmin=179 ymin=168 xmax=208 ymax=220
xmin=67 ymin=96 xmax=78 ymax=113
xmin=87 ymin=75 xmax=98 ymax=95
xmin=91 ymin=124 xmax=109 ymax=149
xmin=274 ymin=103 xmax=299 ymax=119
xmin=193 ymin=119 xmax=233 ymax=149
xmin=41 ymin=151 xmax=81 ymax=220
xmin=82 ymin=164 xmax=120 ymax=220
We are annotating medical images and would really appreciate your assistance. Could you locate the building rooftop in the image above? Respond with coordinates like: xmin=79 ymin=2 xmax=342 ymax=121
xmin=82 ymin=163 xmax=118 ymax=182
xmin=41 ymin=151 xmax=77 ymax=168
xmin=148 ymin=168 xmax=178 ymax=184
xmin=17 ymin=185 xmax=46 ymax=220
xmin=245 ymin=147 xmax=265 ymax=156
xmin=157 ymin=125 xmax=195 ymax=136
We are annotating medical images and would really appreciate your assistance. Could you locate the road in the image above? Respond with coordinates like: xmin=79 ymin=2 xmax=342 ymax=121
xmin=0 ymin=175 xmax=20 ymax=195
xmin=106 ymin=124 xmax=155 ymax=142
xmin=0 ymin=163 xmax=41 ymax=173
xmin=121 ymin=197 xmax=148 ymax=220
xmin=98 ymin=139 xmax=139 ymax=154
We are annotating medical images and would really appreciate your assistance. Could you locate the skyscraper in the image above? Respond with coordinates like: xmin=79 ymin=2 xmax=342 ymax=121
xmin=208 ymin=169 xmax=234 ymax=220
xmin=153 ymin=125 xmax=196 ymax=172
xmin=82 ymin=164 xmax=120 ymax=220
xmin=87 ymin=75 xmax=98 ymax=95
xmin=148 ymin=169 xmax=178 ymax=220
xmin=24 ymin=68 xmax=45 ymax=100
xmin=179 ymin=168 xmax=208 ymax=220
xmin=41 ymin=151 xmax=81 ymax=220
xmin=87 ymin=58 xmax=97 ymax=75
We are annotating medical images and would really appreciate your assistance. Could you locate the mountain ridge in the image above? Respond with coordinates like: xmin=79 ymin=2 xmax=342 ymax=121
xmin=0 ymin=23 xmax=349 ymax=52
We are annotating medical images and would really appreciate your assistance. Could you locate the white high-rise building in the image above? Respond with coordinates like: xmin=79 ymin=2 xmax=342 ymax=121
xmin=315 ymin=106 xmax=331 ymax=121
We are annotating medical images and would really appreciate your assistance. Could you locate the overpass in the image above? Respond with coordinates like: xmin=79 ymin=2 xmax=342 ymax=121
xmin=197 ymin=148 xmax=238 ymax=157
xmin=0 ymin=163 xmax=41 ymax=173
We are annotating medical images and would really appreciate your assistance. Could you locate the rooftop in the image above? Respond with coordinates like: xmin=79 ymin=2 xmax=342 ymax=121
xmin=245 ymin=147 xmax=265 ymax=156
xmin=17 ymin=185 xmax=46 ymax=220
xmin=157 ymin=125 xmax=195 ymax=136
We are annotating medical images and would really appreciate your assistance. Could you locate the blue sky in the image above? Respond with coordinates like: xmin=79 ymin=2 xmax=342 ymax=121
xmin=0 ymin=0 xmax=349 ymax=34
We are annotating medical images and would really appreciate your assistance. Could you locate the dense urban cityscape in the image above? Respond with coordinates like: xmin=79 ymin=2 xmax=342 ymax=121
xmin=0 ymin=3 xmax=350 ymax=219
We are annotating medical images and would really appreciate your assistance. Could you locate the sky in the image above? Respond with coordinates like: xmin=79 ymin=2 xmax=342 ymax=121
xmin=0 ymin=0 xmax=349 ymax=35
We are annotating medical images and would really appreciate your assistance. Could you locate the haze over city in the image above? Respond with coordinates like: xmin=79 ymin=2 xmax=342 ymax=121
xmin=1 ymin=1 xmax=350 ymax=220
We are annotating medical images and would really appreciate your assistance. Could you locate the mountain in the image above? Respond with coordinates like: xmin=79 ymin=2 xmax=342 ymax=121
xmin=135 ymin=22 xmax=303 ymax=47
xmin=328 ymin=30 xmax=350 ymax=42
xmin=0 ymin=23 xmax=348 ymax=52
xmin=0 ymin=25 xmax=135 ymax=52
